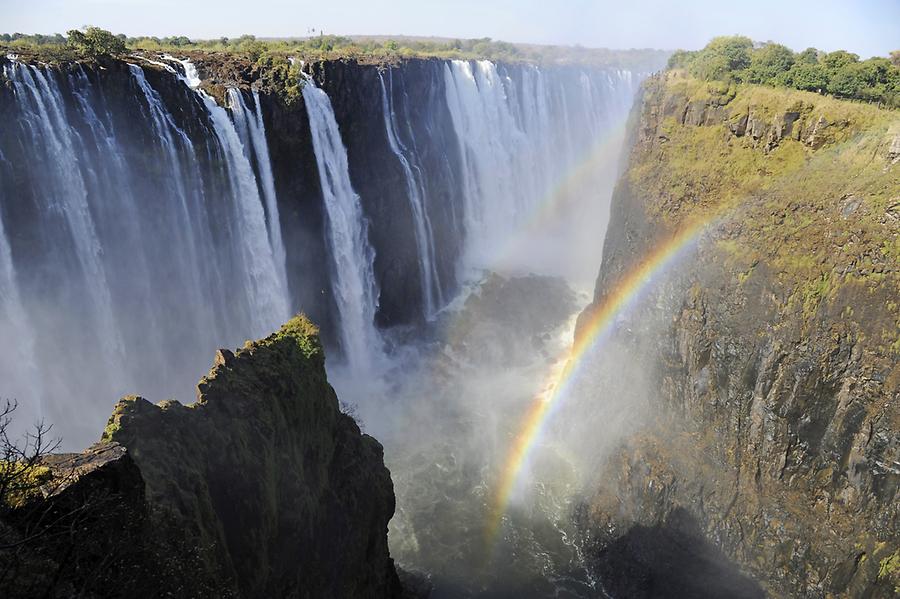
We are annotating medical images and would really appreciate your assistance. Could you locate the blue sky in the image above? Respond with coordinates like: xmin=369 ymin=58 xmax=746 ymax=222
xmin=5 ymin=0 xmax=899 ymax=57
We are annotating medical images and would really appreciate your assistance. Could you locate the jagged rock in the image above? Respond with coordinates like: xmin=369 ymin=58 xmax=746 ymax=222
xmin=805 ymin=115 xmax=831 ymax=149
xmin=102 ymin=315 xmax=402 ymax=598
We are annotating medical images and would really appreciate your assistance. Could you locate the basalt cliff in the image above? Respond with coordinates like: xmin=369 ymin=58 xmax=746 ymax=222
xmin=1 ymin=316 xmax=403 ymax=598
xmin=581 ymin=71 xmax=900 ymax=597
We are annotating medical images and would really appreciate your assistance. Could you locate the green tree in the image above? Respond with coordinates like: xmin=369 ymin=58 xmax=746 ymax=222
xmin=826 ymin=61 xmax=867 ymax=98
xmin=822 ymin=49 xmax=859 ymax=70
xmin=66 ymin=26 xmax=127 ymax=58
xmin=744 ymin=43 xmax=795 ymax=84
xmin=688 ymin=36 xmax=753 ymax=81
xmin=797 ymin=47 xmax=821 ymax=64
xmin=779 ymin=62 xmax=829 ymax=92
xmin=666 ymin=49 xmax=695 ymax=69
xmin=891 ymin=50 xmax=900 ymax=68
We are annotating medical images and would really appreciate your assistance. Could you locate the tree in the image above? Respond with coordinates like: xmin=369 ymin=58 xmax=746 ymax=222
xmin=822 ymin=49 xmax=859 ymax=70
xmin=827 ymin=61 xmax=867 ymax=98
xmin=66 ymin=26 xmax=127 ymax=58
xmin=891 ymin=50 xmax=900 ymax=68
xmin=0 ymin=400 xmax=58 ymax=512
xmin=688 ymin=36 xmax=753 ymax=81
xmin=797 ymin=47 xmax=821 ymax=64
xmin=744 ymin=43 xmax=795 ymax=84
xmin=779 ymin=62 xmax=829 ymax=92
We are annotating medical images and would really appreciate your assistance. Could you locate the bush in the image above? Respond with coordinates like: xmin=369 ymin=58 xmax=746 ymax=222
xmin=66 ymin=26 xmax=127 ymax=58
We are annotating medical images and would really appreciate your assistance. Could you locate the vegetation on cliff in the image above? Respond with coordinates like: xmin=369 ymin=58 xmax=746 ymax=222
xmin=0 ymin=28 xmax=668 ymax=68
xmin=668 ymin=36 xmax=900 ymax=107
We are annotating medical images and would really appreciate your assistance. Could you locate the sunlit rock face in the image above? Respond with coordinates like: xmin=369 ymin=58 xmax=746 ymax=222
xmin=579 ymin=72 xmax=900 ymax=597
xmin=2 ymin=317 xmax=403 ymax=599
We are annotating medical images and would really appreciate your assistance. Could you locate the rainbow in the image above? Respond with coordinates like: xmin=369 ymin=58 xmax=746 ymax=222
xmin=485 ymin=210 xmax=724 ymax=542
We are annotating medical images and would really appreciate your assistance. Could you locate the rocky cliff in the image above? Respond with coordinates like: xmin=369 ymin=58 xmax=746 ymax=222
xmin=581 ymin=71 xmax=900 ymax=597
xmin=1 ymin=316 xmax=402 ymax=598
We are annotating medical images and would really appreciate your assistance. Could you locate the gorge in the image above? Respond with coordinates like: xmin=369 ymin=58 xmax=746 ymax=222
xmin=1 ymin=32 xmax=898 ymax=599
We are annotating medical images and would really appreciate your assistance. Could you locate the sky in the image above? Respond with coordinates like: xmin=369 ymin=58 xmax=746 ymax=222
xmin=4 ymin=0 xmax=899 ymax=57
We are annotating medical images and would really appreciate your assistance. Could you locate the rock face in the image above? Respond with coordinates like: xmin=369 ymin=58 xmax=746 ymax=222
xmin=1 ymin=317 xmax=403 ymax=598
xmin=582 ymin=72 xmax=900 ymax=597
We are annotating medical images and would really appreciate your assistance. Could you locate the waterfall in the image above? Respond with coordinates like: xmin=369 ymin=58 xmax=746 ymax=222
xmin=228 ymin=88 xmax=289 ymax=296
xmin=301 ymin=77 xmax=381 ymax=371
xmin=163 ymin=58 xmax=288 ymax=334
xmin=443 ymin=60 xmax=524 ymax=266
xmin=0 ymin=60 xmax=292 ymax=446
xmin=378 ymin=70 xmax=443 ymax=318
xmin=203 ymin=94 xmax=289 ymax=333
xmin=0 ymin=55 xmax=642 ymax=445
xmin=127 ymin=63 xmax=219 ymax=345
xmin=0 ymin=155 xmax=42 ymax=424
xmin=442 ymin=60 xmax=640 ymax=277
xmin=6 ymin=63 xmax=127 ymax=387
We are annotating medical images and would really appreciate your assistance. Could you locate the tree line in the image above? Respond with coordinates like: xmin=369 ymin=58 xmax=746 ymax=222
xmin=668 ymin=36 xmax=900 ymax=108
xmin=0 ymin=28 xmax=666 ymax=68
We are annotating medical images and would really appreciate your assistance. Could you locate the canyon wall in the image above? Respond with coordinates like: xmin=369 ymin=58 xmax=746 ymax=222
xmin=582 ymin=71 xmax=900 ymax=597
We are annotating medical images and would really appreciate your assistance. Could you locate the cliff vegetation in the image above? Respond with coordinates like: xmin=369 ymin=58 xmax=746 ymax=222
xmin=0 ymin=28 xmax=669 ymax=69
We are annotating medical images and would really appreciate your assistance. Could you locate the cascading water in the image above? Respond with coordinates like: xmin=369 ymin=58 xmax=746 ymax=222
xmin=0 ymin=48 xmax=654 ymax=596
xmin=301 ymin=75 xmax=382 ymax=372
xmin=0 ymin=162 xmax=41 ymax=424
xmin=228 ymin=87 xmax=289 ymax=295
xmin=378 ymin=69 xmax=443 ymax=318
xmin=1 ymin=61 xmax=647 ymax=593
xmin=442 ymin=60 xmax=640 ymax=283
xmin=8 ymin=63 xmax=127 ymax=386
xmin=0 ymin=59 xmax=290 ymax=446
xmin=168 ymin=58 xmax=289 ymax=332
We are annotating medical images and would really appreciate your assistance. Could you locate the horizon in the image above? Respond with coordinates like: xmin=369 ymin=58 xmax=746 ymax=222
xmin=5 ymin=0 xmax=899 ymax=59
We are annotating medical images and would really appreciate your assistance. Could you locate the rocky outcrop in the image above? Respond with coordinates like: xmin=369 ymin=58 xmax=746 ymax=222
xmin=582 ymin=73 xmax=900 ymax=597
xmin=1 ymin=316 xmax=403 ymax=598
